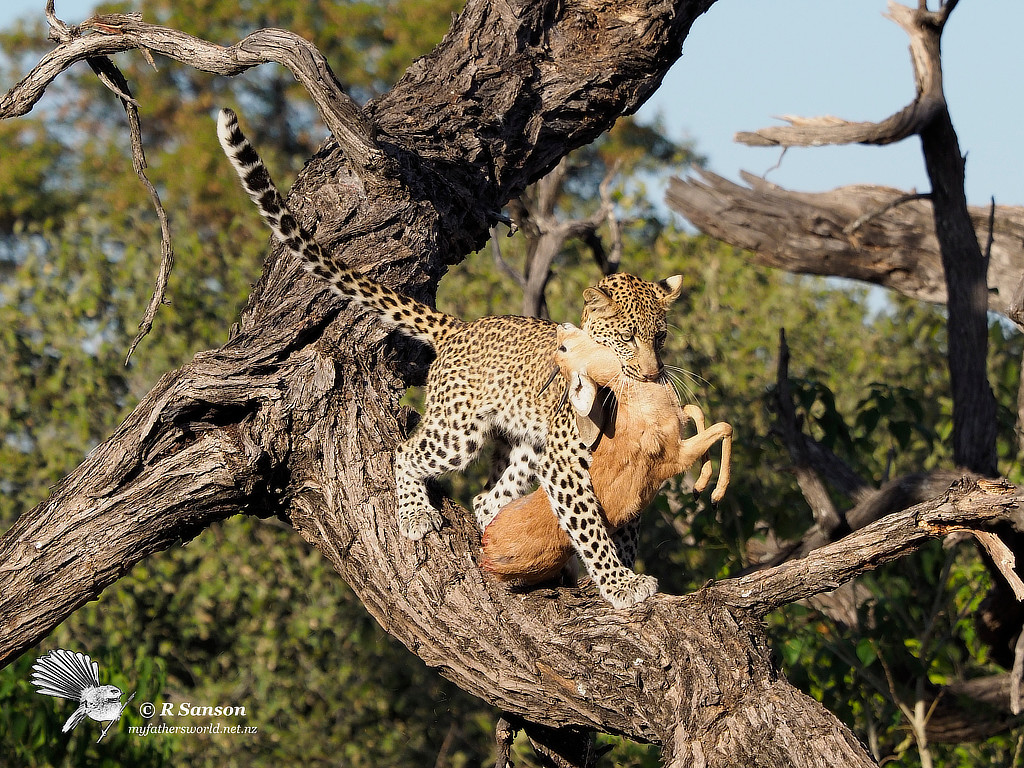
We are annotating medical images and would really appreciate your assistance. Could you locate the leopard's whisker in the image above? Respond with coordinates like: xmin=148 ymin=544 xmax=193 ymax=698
xmin=665 ymin=364 xmax=716 ymax=406
xmin=601 ymin=373 xmax=623 ymax=424
xmin=663 ymin=368 xmax=697 ymax=405
xmin=665 ymin=363 xmax=712 ymax=388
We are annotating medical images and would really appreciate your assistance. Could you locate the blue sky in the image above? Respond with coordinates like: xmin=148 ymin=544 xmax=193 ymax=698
xmin=637 ymin=0 xmax=1024 ymax=208
xmin=4 ymin=0 xmax=1022 ymax=209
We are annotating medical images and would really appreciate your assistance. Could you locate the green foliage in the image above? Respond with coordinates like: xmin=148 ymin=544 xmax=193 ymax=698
xmin=2 ymin=1 xmax=492 ymax=765
xmin=0 ymin=651 xmax=175 ymax=767
xmin=767 ymin=545 xmax=1013 ymax=766
xmin=71 ymin=518 xmax=490 ymax=766
xmin=0 ymin=122 xmax=76 ymax=231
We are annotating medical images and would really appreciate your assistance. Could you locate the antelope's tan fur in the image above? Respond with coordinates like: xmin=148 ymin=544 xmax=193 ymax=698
xmin=481 ymin=325 xmax=732 ymax=584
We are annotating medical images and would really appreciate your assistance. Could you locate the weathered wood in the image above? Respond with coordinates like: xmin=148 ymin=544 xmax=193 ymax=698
xmin=734 ymin=98 xmax=943 ymax=149
xmin=666 ymin=171 xmax=1024 ymax=313
xmin=716 ymin=478 xmax=1019 ymax=615
xmin=732 ymin=3 xmax=953 ymax=152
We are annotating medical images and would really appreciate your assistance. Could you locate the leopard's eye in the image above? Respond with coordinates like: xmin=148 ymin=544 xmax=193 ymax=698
xmin=620 ymin=332 xmax=635 ymax=345
xmin=654 ymin=331 xmax=667 ymax=349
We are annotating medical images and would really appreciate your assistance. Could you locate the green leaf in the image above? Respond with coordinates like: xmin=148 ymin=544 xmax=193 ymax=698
xmin=855 ymin=639 xmax=876 ymax=667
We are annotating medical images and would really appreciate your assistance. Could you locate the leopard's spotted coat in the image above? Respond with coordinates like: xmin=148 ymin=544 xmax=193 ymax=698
xmin=218 ymin=108 xmax=682 ymax=608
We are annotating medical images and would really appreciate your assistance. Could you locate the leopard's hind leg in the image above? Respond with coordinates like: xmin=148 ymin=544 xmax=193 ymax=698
xmin=395 ymin=404 xmax=489 ymax=540
xmin=473 ymin=441 xmax=541 ymax=530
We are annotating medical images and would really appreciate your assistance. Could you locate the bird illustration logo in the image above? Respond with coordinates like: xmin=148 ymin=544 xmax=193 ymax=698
xmin=31 ymin=649 xmax=135 ymax=742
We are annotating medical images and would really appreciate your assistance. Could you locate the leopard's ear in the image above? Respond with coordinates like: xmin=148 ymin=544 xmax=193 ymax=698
xmin=657 ymin=275 xmax=684 ymax=306
xmin=582 ymin=286 xmax=618 ymax=320
xmin=567 ymin=372 xmax=603 ymax=448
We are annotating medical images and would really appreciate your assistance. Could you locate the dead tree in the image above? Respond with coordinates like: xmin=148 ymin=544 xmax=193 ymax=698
xmin=679 ymin=0 xmax=995 ymax=475
xmin=497 ymin=156 xmax=624 ymax=319
xmin=666 ymin=171 xmax=1024 ymax=315
xmin=668 ymin=0 xmax=1024 ymax=746
xmin=0 ymin=3 xmax=1021 ymax=766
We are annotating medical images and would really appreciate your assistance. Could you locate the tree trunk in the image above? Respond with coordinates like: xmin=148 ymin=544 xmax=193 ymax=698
xmin=905 ymin=8 xmax=997 ymax=475
xmin=697 ymin=1 xmax=998 ymax=474
xmin=665 ymin=3 xmax=1015 ymax=744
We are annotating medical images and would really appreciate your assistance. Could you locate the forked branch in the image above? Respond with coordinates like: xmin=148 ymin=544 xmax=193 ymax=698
xmin=1 ymin=10 xmax=381 ymax=170
xmin=734 ymin=0 xmax=952 ymax=150
xmin=715 ymin=477 xmax=1021 ymax=616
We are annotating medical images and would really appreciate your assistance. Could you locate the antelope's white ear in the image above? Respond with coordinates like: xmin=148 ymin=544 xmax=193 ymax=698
xmin=568 ymin=371 xmax=597 ymax=415
xmin=568 ymin=372 xmax=602 ymax=447
xmin=555 ymin=322 xmax=579 ymax=348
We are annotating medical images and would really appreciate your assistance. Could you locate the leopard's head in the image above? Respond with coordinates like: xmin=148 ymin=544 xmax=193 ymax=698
xmin=580 ymin=273 xmax=683 ymax=382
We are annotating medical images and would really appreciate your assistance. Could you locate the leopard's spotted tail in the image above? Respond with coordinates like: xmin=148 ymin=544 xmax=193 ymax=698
xmin=217 ymin=108 xmax=461 ymax=347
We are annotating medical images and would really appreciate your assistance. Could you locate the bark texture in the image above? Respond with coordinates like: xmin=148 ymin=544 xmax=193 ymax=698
xmin=1 ymin=2 xmax=1021 ymax=766
xmin=666 ymin=171 xmax=1024 ymax=314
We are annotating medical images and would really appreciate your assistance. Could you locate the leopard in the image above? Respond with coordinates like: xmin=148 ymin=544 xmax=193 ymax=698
xmin=217 ymin=107 xmax=682 ymax=608
xmin=481 ymin=322 xmax=733 ymax=584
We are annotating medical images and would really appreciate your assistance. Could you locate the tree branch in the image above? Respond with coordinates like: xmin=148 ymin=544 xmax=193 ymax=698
xmin=773 ymin=328 xmax=846 ymax=531
xmin=0 ymin=309 xmax=330 ymax=662
xmin=666 ymin=171 xmax=1024 ymax=316
xmin=973 ymin=531 xmax=1024 ymax=601
xmin=33 ymin=5 xmax=178 ymax=360
xmin=593 ymin=163 xmax=624 ymax=274
xmin=87 ymin=55 xmax=175 ymax=363
xmin=749 ymin=470 xmax=964 ymax=572
xmin=2 ymin=12 xmax=382 ymax=171
xmin=8 ymin=1 xmax=1012 ymax=764
xmin=715 ymin=477 xmax=1020 ymax=616
xmin=927 ymin=671 xmax=1024 ymax=742
xmin=712 ymin=0 xmax=996 ymax=473
xmin=734 ymin=0 xmax=953 ymax=150
xmin=490 ymin=227 xmax=528 ymax=291
xmin=734 ymin=97 xmax=944 ymax=149
xmin=843 ymin=192 xmax=932 ymax=235
xmin=509 ymin=159 xmax=624 ymax=316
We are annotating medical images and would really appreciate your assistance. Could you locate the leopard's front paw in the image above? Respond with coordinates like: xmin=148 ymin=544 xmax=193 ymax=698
xmin=398 ymin=507 xmax=444 ymax=541
xmin=602 ymin=572 xmax=659 ymax=609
